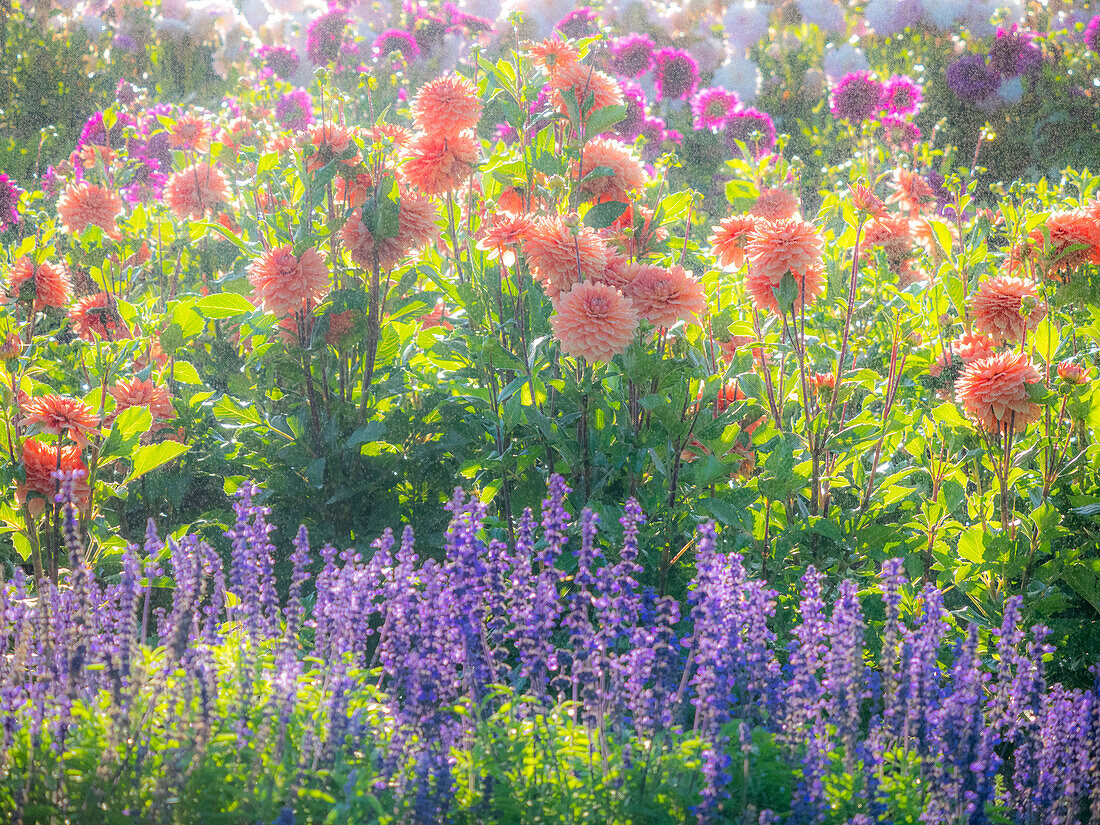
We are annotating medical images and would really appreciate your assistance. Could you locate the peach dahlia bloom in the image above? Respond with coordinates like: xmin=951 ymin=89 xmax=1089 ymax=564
xmin=410 ymin=75 xmax=482 ymax=137
xmin=885 ymin=168 xmax=933 ymax=216
xmin=551 ymin=62 xmax=624 ymax=118
xmin=168 ymin=112 xmax=212 ymax=152
xmin=1056 ymin=360 xmax=1089 ymax=385
xmin=57 ymin=182 xmax=123 ymax=238
xmin=550 ymin=280 xmax=638 ymax=362
xmin=165 ymin=163 xmax=230 ymax=219
xmin=21 ymin=395 xmax=100 ymax=447
xmin=622 ymin=264 xmax=707 ymax=328
xmin=110 ymin=377 xmax=175 ymax=422
xmin=476 ymin=214 xmax=533 ymax=267
xmin=247 ymin=246 xmax=329 ymax=317
xmin=6 ymin=257 xmax=70 ymax=310
xmin=20 ymin=438 xmax=89 ymax=508
xmin=401 ymin=132 xmax=479 ymax=197
xmin=955 ymin=351 xmax=1042 ymax=433
xmin=342 ymin=189 xmax=439 ymax=271
xmin=709 ymin=215 xmax=759 ymax=269
xmin=929 ymin=330 xmax=997 ymax=378
xmin=750 ymin=188 xmax=800 ymax=221
xmin=573 ymin=139 xmax=647 ymax=202
xmin=744 ymin=218 xmax=825 ymax=313
xmin=523 ymin=217 xmax=610 ymax=298
xmin=524 ymin=38 xmax=580 ymax=76
xmin=969 ymin=276 xmax=1045 ymax=344
xmin=1031 ymin=209 xmax=1100 ymax=275
xmin=68 ymin=292 xmax=131 ymax=341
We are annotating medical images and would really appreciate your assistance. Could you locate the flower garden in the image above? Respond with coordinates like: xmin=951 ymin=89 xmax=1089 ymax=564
xmin=2 ymin=0 xmax=1100 ymax=821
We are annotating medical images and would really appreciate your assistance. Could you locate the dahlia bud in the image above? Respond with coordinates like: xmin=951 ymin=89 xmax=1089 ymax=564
xmin=811 ymin=371 xmax=836 ymax=395
xmin=1057 ymin=360 xmax=1089 ymax=386
xmin=561 ymin=211 xmax=580 ymax=229
xmin=0 ymin=332 xmax=22 ymax=361
xmin=850 ymin=183 xmax=886 ymax=218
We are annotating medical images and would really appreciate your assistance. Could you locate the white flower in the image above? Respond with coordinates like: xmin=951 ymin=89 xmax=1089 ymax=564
xmin=797 ymin=0 xmax=845 ymax=32
xmin=723 ymin=2 xmax=770 ymax=51
xmin=711 ymin=53 xmax=762 ymax=102
xmin=823 ymin=43 xmax=868 ymax=80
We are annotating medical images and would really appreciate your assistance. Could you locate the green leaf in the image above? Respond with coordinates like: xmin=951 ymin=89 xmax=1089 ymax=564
xmin=583 ymin=104 xmax=626 ymax=137
xmin=583 ymin=200 xmax=627 ymax=229
xmin=196 ymin=293 xmax=256 ymax=318
xmin=127 ymin=441 xmax=191 ymax=483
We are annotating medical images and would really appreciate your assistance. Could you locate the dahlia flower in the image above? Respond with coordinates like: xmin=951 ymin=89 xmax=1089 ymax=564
xmin=110 ymin=377 xmax=175 ymax=422
xmin=167 ymin=112 xmax=211 ymax=152
xmin=622 ymin=264 xmax=707 ymax=328
xmin=723 ymin=108 xmax=776 ymax=158
xmin=969 ymin=276 xmax=1045 ymax=344
xmin=401 ymin=132 xmax=478 ymax=197
xmin=1032 ymin=210 xmax=1100 ymax=275
xmin=1056 ymin=360 xmax=1089 ymax=386
xmin=652 ymin=48 xmax=699 ymax=102
xmin=69 ymin=293 xmax=131 ymax=341
xmin=477 ymin=214 xmax=533 ymax=267
xmin=744 ymin=218 xmax=825 ymax=313
xmin=248 ymin=246 xmax=330 ymax=317
xmin=955 ymin=350 xmax=1042 ymax=433
xmin=551 ymin=62 xmax=623 ymax=119
xmin=20 ymin=438 xmax=89 ymax=508
xmin=573 ymin=138 xmax=647 ymax=202
xmin=884 ymin=75 xmax=922 ymax=115
xmin=6 ymin=257 xmax=70 ymax=310
xmin=411 ymin=75 xmax=483 ymax=137
xmin=830 ymin=71 xmax=885 ymax=122
xmin=306 ymin=7 xmax=347 ymax=65
xmin=945 ymin=55 xmax=999 ymax=104
xmin=608 ymin=34 xmax=654 ymax=78
xmin=165 ymin=163 xmax=230 ymax=219
xmin=275 ymin=89 xmax=313 ymax=132
xmin=550 ymin=280 xmax=638 ymax=362
xmin=58 ymin=182 xmax=124 ymax=238
xmin=523 ymin=217 xmax=610 ymax=298
xmin=524 ymin=38 xmax=580 ymax=76
xmin=21 ymin=395 xmax=100 ymax=447
xmin=709 ymin=215 xmax=759 ymax=270
xmin=690 ymin=87 xmax=740 ymax=131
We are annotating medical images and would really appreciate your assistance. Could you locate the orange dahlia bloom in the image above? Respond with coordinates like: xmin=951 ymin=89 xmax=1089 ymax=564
xmin=476 ymin=214 xmax=533 ymax=267
xmin=334 ymin=171 xmax=375 ymax=209
xmin=589 ymin=253 xmax=636 ymax=291
xmin=1031 ymin=209 xmax=1100 ymax=275
xmin=401 ymin=132 xmax=478 ymax=197
xmin=550 ymin=62 xmax=623 ymax=119
xmin=58 ymin=182 xmax=123 ymax=238
xmin=21 ymin=395 xmax=100 ymax=447
xmin=969 ymin=276 xmax=1045 ymax=344
xmin=750 ymin=188 xmax=800 ymax=221
xmin=622 ymin=264 xmax=707 ymax=328
xmin=305 ymin=122 xmax=360 ymax=174
xmin=955 ymin=350 xmax=1042 ymax=433
xmin=69 ymin=293 xmax=131 ymax=341
xmin=109 ymin=377 xmax=174 ymax=422
xmin=168 ymin=112 xmax=212 ymax=152
xmin=709 ymin=215 xmax=760 ymax=269
xmin=811 ymin=372 xmax=836 ymax=395
xmin=744 ymin=218 xmax=825 ymax=313
xmin=247 ymin=246 xmax=330 ymax=317
xmin=850 ymin=183 xmax=887 ymax=218
xmin=410 ymin=75 xmax=482 ymax=137
xmin=862 ymin=216 xmax=913 ymax=263
xmin=6 ymin=257 xmax=71 ymax=310
xmin=573 ymin=139 xmax=647 ymax=202
xmin=550 ymin=280 xmax=638 ymax=362
xmin=522 ymin=217 xmax=610 ymax=298
xmin=165 ymin=163 xmax=230 ymax=219
xmin=342 ymin=189 xmax=439 ymax=271
xmin=885 ymin=169 xmax=933 ymax=216
xmin=20 ymin=438 xmax=89 ymax=508
xmin=524 ymin=38 xmax=580 ymax=76
xmin=367 ymin=123 xmax=414 ymax=145
xmin=929 ymin=330 xmax=997 ymax=378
